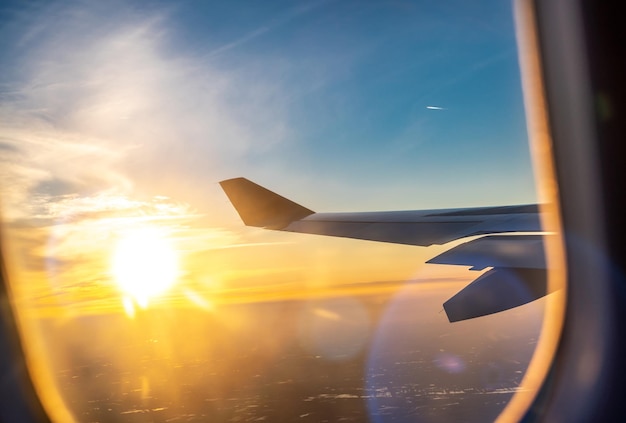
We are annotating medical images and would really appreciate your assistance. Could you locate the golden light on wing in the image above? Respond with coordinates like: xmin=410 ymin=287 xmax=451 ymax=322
xmin=111 ymin=226 xmax=179 ymax=309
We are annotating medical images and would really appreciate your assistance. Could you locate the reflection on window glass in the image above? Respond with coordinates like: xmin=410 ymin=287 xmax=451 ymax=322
xmin=0 ymin=0 xmax=564 ymax=422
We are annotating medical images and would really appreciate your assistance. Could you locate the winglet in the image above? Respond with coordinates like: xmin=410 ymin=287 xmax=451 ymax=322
xmin=219 ymin=178 xmax=315 ymax=229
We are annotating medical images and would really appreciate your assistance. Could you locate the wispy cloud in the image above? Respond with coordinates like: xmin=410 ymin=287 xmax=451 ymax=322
xmin=204 ymin=0 xmax=329 ymax=59
xmin=1 ymin=1 xmax=295 ymax=221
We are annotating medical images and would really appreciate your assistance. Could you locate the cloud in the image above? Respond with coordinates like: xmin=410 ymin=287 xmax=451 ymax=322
xmin=0 ymin=0 xmax=294 ymax=221
xmin=203 ymin=0 xmax=328 ymax=59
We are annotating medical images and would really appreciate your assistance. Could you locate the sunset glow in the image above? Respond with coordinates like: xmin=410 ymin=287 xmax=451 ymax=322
xmin=112 ymin=227 xmax=179 ymax=308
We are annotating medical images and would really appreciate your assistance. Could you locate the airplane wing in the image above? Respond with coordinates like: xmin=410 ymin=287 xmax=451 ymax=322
xmin=219 ymin=177 xmax=554 ymax=322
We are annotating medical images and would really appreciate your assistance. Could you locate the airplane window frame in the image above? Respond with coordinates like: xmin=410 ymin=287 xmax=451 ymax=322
xmin=521 ymin=0 xmax=626 ymax=421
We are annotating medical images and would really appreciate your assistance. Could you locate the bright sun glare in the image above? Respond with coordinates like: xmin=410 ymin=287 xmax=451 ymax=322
xmin=111 ymin=227 xmax=179 ymax=308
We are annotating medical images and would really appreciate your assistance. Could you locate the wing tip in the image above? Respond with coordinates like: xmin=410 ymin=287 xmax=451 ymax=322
xmin=219 ymin=177 xmax=314 ymax=229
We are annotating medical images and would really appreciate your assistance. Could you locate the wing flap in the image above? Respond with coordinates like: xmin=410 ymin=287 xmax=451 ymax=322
xmin=428 ymin=235 xmax=547 ymax=270
xmin=443 ymin=268 xmax=548 ymax=322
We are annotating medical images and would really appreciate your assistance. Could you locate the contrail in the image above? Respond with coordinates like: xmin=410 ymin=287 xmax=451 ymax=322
xmin=426 ymin=106 xmax=446 ymax=110
xmin=204 ymin=0 xmax=330 ymax=59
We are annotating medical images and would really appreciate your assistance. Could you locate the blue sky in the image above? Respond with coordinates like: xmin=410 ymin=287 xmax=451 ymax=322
xmin=168 ymin=0 xmax=534 ymax=209
xmin=0 ymin=0 xmax=534 ymax=220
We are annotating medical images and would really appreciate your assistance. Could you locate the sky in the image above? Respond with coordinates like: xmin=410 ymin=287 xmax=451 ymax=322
xmin=0 ymin=0 xmax=536 ymax=313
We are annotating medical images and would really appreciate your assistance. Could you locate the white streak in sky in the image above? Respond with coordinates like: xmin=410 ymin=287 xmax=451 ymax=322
xmin=426 ymin=106 xmax=446 ymax=110
xmin=204 ymin=0 xmax=329 ymax=59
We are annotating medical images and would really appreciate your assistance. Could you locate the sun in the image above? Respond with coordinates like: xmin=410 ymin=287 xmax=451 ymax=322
xmin=111 ymin=226 xmax=179 ymax=308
